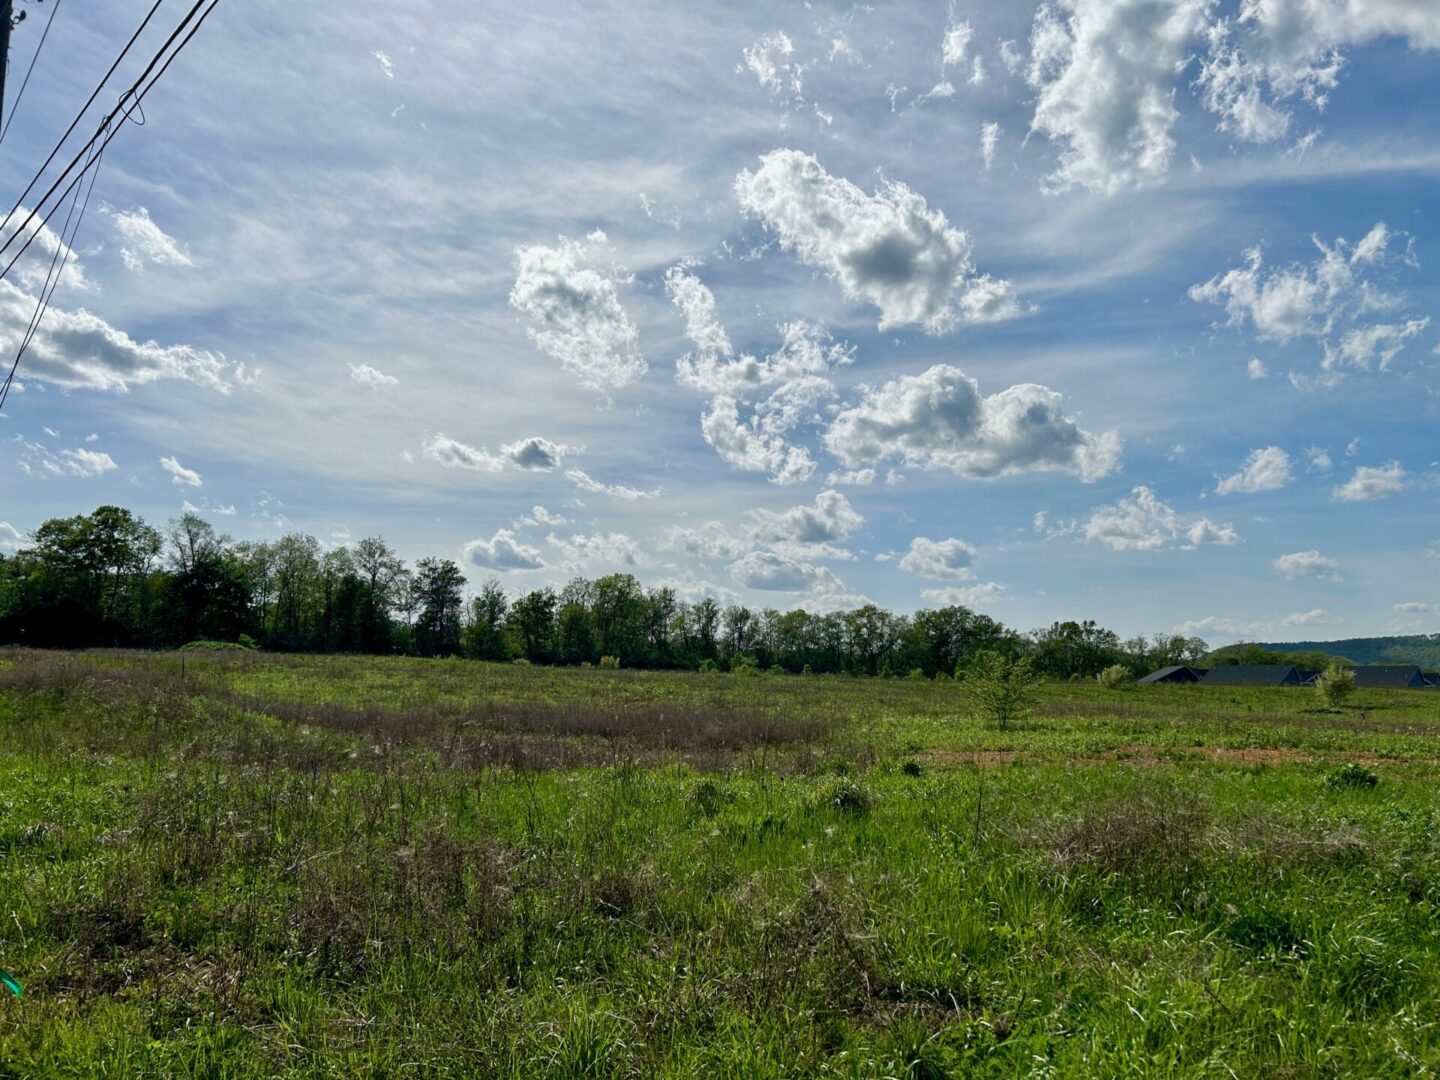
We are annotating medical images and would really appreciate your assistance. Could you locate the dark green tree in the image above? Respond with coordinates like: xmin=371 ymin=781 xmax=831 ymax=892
xmin=410 ymin=558 xmax=466 ymax=657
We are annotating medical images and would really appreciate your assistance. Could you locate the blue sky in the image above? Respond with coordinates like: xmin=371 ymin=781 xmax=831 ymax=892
xmin=2 ymin=0 xmax=1438 ymax=644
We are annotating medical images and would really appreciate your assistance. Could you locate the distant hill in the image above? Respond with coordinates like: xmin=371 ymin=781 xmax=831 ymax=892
xmin=1255 ymin=634 xmax=1440 ymax=670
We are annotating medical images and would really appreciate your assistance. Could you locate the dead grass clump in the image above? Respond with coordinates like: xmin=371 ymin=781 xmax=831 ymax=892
xmin=0 ymin=649 xmax=91 ymax=696
xmin=52 ymin=896 xmax=152 ymax=962
xmin=1048 ymin=787 xmax=1209 ymax=887
xmin=1216 ymin=814 xmax=1371 ymax=872
xmin=288 ymin=831 xmax=516 ymax=980
xmin=207 ymin=690 xmax=834 ymax=769
xmin=746 ymin=879 xmax=878 ymax=1014
xmin=471 ymin=699 xmax=829 ymax=750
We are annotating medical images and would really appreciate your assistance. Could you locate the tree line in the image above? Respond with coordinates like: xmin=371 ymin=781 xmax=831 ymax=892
xmin=0 ymin=505 xmax=1212 ymax=679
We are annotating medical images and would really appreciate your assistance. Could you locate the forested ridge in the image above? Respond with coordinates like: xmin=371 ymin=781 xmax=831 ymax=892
xmin=2 ymin=503 xmax=1219 ymax=678
xmin=1257 ymin=636 xmax=1440 ymax=670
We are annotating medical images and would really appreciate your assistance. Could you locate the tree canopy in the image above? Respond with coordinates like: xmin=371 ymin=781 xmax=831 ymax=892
xmin=1 ymin=504 xmax=1210 ymax=677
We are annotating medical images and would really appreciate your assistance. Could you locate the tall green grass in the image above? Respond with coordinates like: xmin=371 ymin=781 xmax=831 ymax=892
xmin=1 ymin=648 xmax=1438 ymax=1076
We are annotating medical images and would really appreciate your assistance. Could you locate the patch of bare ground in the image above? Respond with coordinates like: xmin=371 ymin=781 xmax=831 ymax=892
xmin=922 ymin=746 xmax=1434 ymax=769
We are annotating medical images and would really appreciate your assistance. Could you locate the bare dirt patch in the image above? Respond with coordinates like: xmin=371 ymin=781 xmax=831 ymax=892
xmin=922 ymin=745 xmax=1434 ymax=769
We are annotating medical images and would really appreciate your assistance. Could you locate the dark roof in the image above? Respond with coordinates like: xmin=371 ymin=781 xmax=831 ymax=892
xmin=1201 ymin=665 xmax=1302 ymax=686
xmin=1137 ymin=665 xmax=1205 ymax=684
xmin=1350 ymin=666 xmax=1427 ymax=689
xmin=1297 ymin=670 xmax=1321 ymax=684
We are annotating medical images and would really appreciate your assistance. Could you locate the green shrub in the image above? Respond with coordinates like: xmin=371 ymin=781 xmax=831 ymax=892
xmin=511 ymin=657 xmax=532 ymax=666
xmin=818 ymin=778 xmax=872 ymax=815
xmin=900 ymin=760 xmax=924 ymax=778
xmin=1097 ymin=664 xmax=1132 ymax=689
xmin=906 ymin=667 xmax=927 ymax=681
xmin=1327 ymin=763 xmax=1379 ymax=790
xmin=599 ymin=655 xmax=621 ymax=670
xmin=698 ymin=659 xmax=717 ymax=674
xmin=967 ymin=651 xmax=1042 ymax=731
xmin=1316 ymin=662 xmax=1356 ymax=711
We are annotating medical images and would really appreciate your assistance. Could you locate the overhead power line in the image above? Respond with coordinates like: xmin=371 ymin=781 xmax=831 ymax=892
xmin=0 ymin=0 xmax=209 ymax=266
xmin=0 ymin=0 xmax=222 ymax=413
xmin=0 ymin=127 xmax=98 ymax=410
xmin=0 ymin=0 xmax=165 ymax=233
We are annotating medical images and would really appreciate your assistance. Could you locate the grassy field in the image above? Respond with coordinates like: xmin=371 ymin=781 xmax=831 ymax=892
xmin=2 ymin=649 xmax=1439 ymax=1077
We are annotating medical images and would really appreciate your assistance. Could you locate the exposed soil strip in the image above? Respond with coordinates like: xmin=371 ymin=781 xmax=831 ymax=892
xmin=921 ymin=746 xmax=1440 ymax=769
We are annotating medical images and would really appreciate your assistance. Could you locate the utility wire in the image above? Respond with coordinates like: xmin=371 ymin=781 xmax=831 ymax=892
xmin=0 ymin=0 xmax=63 ymax=145
xmin=0 ymin=0 xmax=216 ymax=282
xmin=0 ymin=129 xmax=100 ymax=410
xmin=0 ymin=0 xmax=204 ymax=263
xmin=0 ymin=0 xmax=221 ymax=411
xmin=0 ymin=0 xmax=167 ymax=246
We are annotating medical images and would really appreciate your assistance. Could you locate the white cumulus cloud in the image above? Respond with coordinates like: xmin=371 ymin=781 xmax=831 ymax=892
xmin=1185 ymin=518 xmax=1241 ymax=547
xmin=1274 ymin=548 xmax=1341 ymax=581
xmin=423 ymin=433 xmax=503 ymax=472
xmin=1198 ymin=1 xmax=1440 ymax=144
xmin=899 ymin=536 xmax=978 ymax=581
xmin=667 ymin=266 xmax=850 ymax=485
xmin=549 ymin=531 xmax=645 ymax=570
xmin=1216 ymin=446 xmax=1293 ymax=494
xmin=514 ymin=505 xmax=567 ymax=528
xmin=1332 ymin=461 xmax=1405 ymax=501
xmin=348 ymin=363 xmax=398 ymax=388
xmin=0 ymin=280 xmax=249 ymax=394
xmin=1027 ymin=0 xmax=1213 ymax=194
xmin=921 ymin=582 xmax=1007 ymax=608
xmin=729 ymin=550 xmax=845 ymax=593
xmin=109 ymin=207 xmax=194 ymax=273
xmin=463 ymin=529 xmax=545 ymax=571
xmin=501 ymin=436 xmax=571 ymax=471
xmin=824 ymin=364 xmax=1120 ymax=482
xmin=13 ymin=436 xmax=118 ymax=479
xmin=749 ymin=489 xmax=863 ymax=552
xmin=509 ymin=231 xmax=645 ymax=393
xmin=1084 ymin=486 xmax=1238 ymax=551
xmin=1190 ymin=222 xmax=1428 ymax=374
xmin=734 ymin=149 xmax=1021 ymax=333
xmin=160 ymin=455 xmax=202 ymax=487
xmin=423 ymin=433 xmax=574 ymax=473
xmin=1280 ymin=608 xmax=1341 ymax=628
xmin=0 ymin=521 xmax=28 ymax=552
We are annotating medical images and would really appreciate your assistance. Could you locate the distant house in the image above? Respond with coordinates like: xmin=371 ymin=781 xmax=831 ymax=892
xmin=1296 ymin=670 xmax=1321 ymax=686
xmin=1200 ymin=665 xmax=1303 ymax=687
xmin=1423 ymin=672 xmax=1440 ymax=689
xmin=1137 ymin=665 xmax=1208 ymax=684
xmin=1349 ymin=666 xmax=1429 ymax=690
